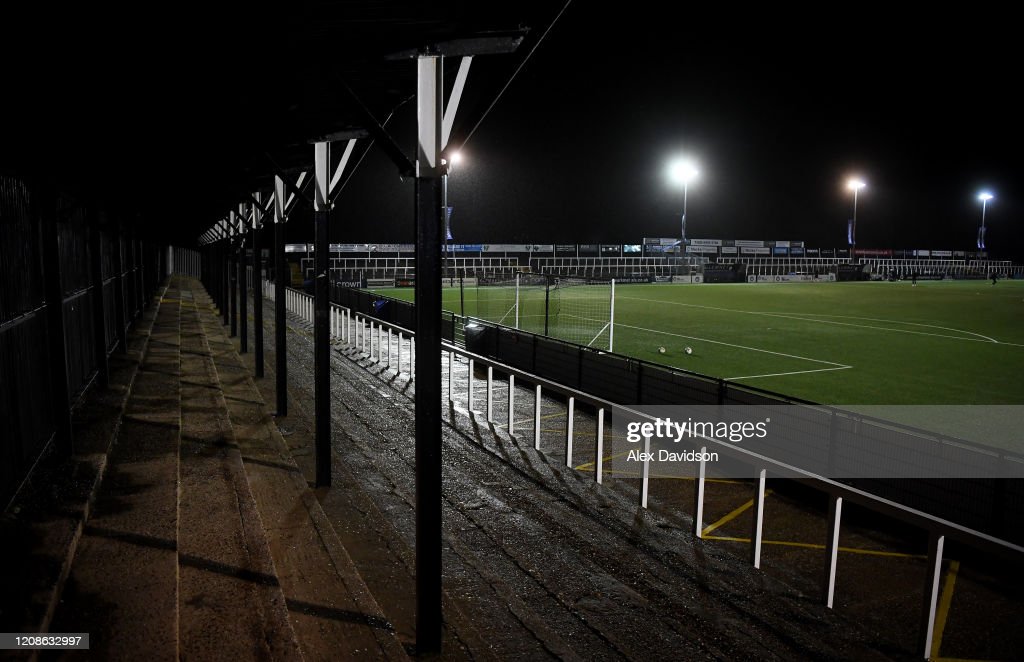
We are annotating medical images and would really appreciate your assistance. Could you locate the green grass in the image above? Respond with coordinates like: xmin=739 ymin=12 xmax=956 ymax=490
xmin=374 ymin=280 xmax=1024 ymax=407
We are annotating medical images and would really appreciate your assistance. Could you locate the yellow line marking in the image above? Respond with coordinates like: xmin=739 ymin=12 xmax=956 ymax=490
xmin=932 ymin=560 xmax=960 ymax=659
xmin=932 ymin=658 xmax=997 ymax=662
xmin=703 ymin=535 xmax=927 ymax=559
xmin=599 ymin=470 xmax=745 ymax=485
xmin=575 ymin=450 xmax=630 ymax=471
xmin=702 ymin=492 xmax=772 ymax=536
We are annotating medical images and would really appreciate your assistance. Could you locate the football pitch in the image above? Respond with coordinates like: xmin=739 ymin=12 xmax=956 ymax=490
xmin=373 ymin=280 xmax=1024 ymax=407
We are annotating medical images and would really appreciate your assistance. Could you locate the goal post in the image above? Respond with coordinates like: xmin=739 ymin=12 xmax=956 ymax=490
xmin=472 ymin=273 xmax=616 ymax=352
xmin=609 ymin=278 xmax=615 ymax=352
xmin=545 ymin=275 xmax=615 ymax=351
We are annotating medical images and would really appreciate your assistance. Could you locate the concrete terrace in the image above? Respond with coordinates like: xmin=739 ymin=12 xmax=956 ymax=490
xmin=0 ymin=276 xmax=905 ymax=660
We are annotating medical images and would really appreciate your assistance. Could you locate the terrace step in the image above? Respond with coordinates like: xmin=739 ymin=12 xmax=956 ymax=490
xmin=46 ymin=278 xmax=302 ymax=660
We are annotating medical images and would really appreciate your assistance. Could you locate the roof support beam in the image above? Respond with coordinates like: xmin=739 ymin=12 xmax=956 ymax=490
xmin=442 ymin=56 xmax=472 ymax=149
xmin=339 ymin=79 xmax=415 ymax=177
xmin=285 ymin=171 xmax=308 ymax=213
xmin=328 ymin=139 xmax=357 ymax=197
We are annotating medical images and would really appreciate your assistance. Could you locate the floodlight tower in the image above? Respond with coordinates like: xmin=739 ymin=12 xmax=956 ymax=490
xmin=442 ymin=150 xmax=462 ymax=285
xmin=847 ymin=178 xmax=866 ymax=259
xmin=668 ymin=158 xmax=699 ymax=248
xmin=977 ymin=192 xmax=993 ymax=250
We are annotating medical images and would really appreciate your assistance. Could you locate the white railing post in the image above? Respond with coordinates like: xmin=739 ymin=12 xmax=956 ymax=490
xmin=468 ymin=358 xmax=475 ymax=411
xmin=447 ymin=350 xmax=453 ymax=402
xmin=823 ymin=495 xmax=842 ymax=608
xmin=695 ymin=446 xmax=707 ymax=538
xmin=921 ymin=533 xmax=946 ymax=660
xmin=595 ymin=408 xmax=604 ymax=484
xmin=565 ymin=397 xmax=575 ymax=467
xmin=410 ymin=337 xmax=415 ymax=380
xmin=640 ymin=434 xmax=651 ymax=508
xmin=534 ymin=384 xmax=542 ymax=450
xmin=397 ymin=331 xmax=402 ymax=373
xmin=387 ymin=328 xmax=392 ymax=369
xmin=751 ymin=468 xmax=766 ymax=568
xmin=507 ymin=374 xmax=515 ymax=435
xmin=486 ymin=366 xmax=493 ymax=422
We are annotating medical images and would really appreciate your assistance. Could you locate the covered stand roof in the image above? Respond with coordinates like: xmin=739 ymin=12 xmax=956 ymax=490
xmin=1 ymin=1 xmax=563 ymax=244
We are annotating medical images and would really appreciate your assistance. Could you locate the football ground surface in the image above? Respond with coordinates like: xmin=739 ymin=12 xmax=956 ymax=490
xmin=373 ymin=280 xmax=1024 ymax=449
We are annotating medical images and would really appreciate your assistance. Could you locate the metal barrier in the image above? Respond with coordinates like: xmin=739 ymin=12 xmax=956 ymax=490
xmin=268 ymin=282 xmax=418 ymax=379
xmin=277 ymin=286 xmax=1024 ymax=660
xmin=2 ymin=175 xmax=165 ymax=510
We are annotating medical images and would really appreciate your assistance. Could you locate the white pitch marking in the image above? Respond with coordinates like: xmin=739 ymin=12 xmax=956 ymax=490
xmin=612 ymin=322 xmax=849 ymax=367
xmin=725 ymin=366 xmax=853 ymax=381
xmin=770 ymin=312 xmax=997 ymax=343
xmin=617 ymin=296 xmax=1017 ymax=345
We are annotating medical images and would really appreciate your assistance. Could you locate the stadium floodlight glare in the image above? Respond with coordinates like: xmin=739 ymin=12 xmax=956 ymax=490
xmin=668 ymin=159 xmax=699 ymax=186
xmin=442 ymin=151 xmax=464 ymax=286
xmin=977 ymin=192 xmax=994 ymax=250
xmin=846 ymin=178 xmax=866 ymax=257
xmin=667 ymin=158 xmax=699 ymax=245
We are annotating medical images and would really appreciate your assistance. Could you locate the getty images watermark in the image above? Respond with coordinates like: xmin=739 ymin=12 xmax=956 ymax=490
xmin=623 ymin=416 xmax=770 ymax=463
xmin=610 ymin=405 xmax=1024 ymax=479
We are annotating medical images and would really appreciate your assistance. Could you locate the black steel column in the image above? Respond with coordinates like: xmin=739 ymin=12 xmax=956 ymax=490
xmin=414 ymin=54 xmax=443 ymax=655
xmin=137 ymin=237 xmax=146 ymax=309
xmin=313 ymin=142 xmax=331 ymax=487
xmin=222 ymin=237 xmax=230 ymax=326
xmin=38 ymin=186 xmax=74 ymax=455
xmin=238 ymin=222 xmax=248 ymax=353
xmin=113 ymin=224 xmax=128 ymax=353
xmin=274 ymin=176 xmax=288 ymax=416
xmin=230 ymin=233 xmax=238 ymax=337
xmin=88 ymin=208 xmax=109 ymax=387
xmin=130 ymin=235 xmax=139 ymax=318
xmin=253 ymin=205 xmax=264 ymax=377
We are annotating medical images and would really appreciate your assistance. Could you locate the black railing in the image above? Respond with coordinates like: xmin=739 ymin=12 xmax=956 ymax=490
xmin=1 ymin=174 xmax=165 ymax=510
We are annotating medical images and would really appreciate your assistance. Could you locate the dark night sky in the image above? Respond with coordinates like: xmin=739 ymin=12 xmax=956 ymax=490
xmin=328 ymin=5 xmax=1023 ymax=258
xmin=2 ymin=3 xmax=1019 ymax=258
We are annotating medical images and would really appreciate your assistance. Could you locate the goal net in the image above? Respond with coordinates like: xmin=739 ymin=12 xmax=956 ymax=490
xmin=472 ymin=274 xmax=615 ymax=351
xmin=547 ymin=276 xmax=615 ymax=351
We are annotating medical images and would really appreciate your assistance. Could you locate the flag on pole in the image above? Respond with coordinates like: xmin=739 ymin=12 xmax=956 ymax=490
xmin=977 ymin=226 xmax=986 ymax=250
xmin=847 ymin=219 xmax=854 ymax=246
xmin=445 ymin=206 xmax=454 ymax=241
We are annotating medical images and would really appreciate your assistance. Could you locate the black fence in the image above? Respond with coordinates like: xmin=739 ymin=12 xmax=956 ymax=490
xmin=327 ymin=282 xmax=1024 ymax=543
xmin=1 ymin=174 xmax=165 ymax=510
